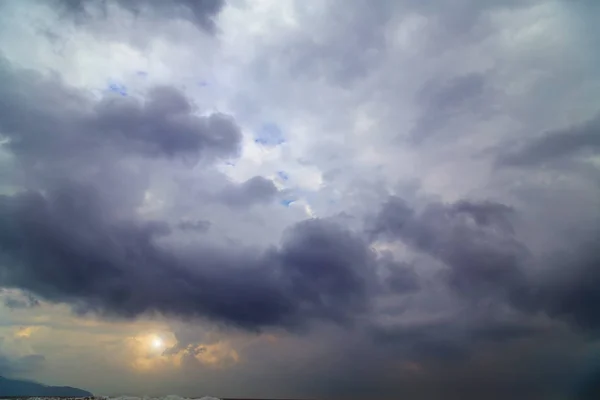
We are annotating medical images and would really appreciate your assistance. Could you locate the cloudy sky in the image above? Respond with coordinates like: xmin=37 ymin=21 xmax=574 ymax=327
xmin=0 ymin=0 xmax=599 ymax=399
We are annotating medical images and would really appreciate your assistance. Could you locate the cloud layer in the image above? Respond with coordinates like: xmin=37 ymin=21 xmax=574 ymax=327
xmin=0 ymin=0 xmax=600 ymax=399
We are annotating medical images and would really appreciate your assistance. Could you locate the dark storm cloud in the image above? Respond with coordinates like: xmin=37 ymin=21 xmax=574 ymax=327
xmin=93 ymin=87 xmax=241 ymax=158
xmin=376 ymin=253 xmax=420 ymax=294
xmin=371 ymin=197 xmax=528 ymax=298
xmin=1 ymin=291 xmax=40 ymax=310
xmin=0 ymin=57 xmax=379 ymax=329
xmin=55 ymin=0 xmax=225 ymax=33
xmin=370 ymin=195 xmax=600 ymax=338
xmin=1 ymin=1 xmax=600 ymax=398
xmin=218 ymin=176 xmax=279 ymax=208
xmin=535 ymin=238 xmax=600 ymax=332
xmin=0 ymin=184 xmax=376 ymax=329
xmin=0 ymin=57 xmax=242 ymax=217
xmin=275 ymin=218 xmax=375 ymax=323
xmin=498 ymin=113 xmax=600 ymax=166
xmin=490 ymin=115 xmax=600 ymax=332
xmin=0 ymin=58 xmax=241 ymax=163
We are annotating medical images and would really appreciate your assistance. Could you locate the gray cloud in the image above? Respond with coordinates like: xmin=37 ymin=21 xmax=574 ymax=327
xmin=54 ymin=0 xmax=225 ymax=33
xmin=177 ymin=219 xmax=211 ymax=232
xmin=411 ymin=73 xmax=490 ymax=143
xmin=93 ymin=89 xmax=241 ymax=159
xmin=0 ymin=57 xmax=380 ymax=330
xmin=371 ymin=197 xmax=528 ymax=299
xmin=275 ymin=0 xmax=395 ymax=86
xmin=0 ymin=59 xmax=241 ymax=163
xmin=498 ymin=114 xmax=600 ymax=167
xmin=535 ymin=238 xmax=600 ymax=332
xmin=218 ymin=176 xmax=278 ymax=208
xmin=368 ymin=194 xmax=600 ymax=349
xmin=1 ymin=290 xmax=40 ymax=310
xmin=0 ymin=183 xmax=379 ymax=329
xmin=376 ymin=253 xmax=420 ymax=294
xmin=1 ymin=0 xmax=600 ymax=398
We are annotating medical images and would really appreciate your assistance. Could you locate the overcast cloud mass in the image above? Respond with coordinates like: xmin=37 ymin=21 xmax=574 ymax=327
xmin=0 ymin=0 xmax=599 ymax=399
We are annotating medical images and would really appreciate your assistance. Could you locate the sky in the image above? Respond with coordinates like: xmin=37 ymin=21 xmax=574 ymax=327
xmin=0 ymin=0 xmax=599 ymax=399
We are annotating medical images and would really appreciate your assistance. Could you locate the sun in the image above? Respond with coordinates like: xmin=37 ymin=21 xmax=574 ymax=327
xmin=151 ymin=336 xmax=164 ymax=350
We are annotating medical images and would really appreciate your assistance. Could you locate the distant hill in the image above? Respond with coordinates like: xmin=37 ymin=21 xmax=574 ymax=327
xmin=0 ymin=375 xmax=93 ymax=397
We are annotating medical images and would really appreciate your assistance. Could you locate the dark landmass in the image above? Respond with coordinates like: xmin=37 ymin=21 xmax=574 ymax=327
xmin=0 ymin=376 xmax=93 ymax=397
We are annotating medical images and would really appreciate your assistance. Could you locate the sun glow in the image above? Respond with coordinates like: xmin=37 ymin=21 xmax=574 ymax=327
xmin=152 ymin=336 xmax=164 ymax=350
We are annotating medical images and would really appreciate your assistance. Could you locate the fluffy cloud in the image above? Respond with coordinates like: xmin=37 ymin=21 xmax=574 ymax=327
xmin=0 ymin=57 xmax=381 ymax=330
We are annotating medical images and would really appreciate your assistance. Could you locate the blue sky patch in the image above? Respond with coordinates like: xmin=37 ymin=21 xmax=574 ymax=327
xmin=136 ymin=71 xmax=148 ymax=77
xmin=280 ymin=199 xmax=295 ymax=207
xmin=108 ymin=82 xmax=128 ymax=96
xmin=254 ymin=123 xmax=285 ymax=146
xmin=277 ymin=171 xmax=289 ymax=181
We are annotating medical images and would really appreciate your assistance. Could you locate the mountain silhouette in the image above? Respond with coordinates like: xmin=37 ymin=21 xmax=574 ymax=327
xmin=0 ymin=375 xmax=93 ymax=397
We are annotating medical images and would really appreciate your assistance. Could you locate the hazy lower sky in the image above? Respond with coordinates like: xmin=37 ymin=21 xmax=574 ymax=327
xmin=0 ymin=1 xmax=599 ymax=399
